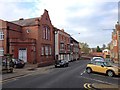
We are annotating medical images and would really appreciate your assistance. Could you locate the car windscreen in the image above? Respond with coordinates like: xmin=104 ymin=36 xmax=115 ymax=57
xmin=94 ymin=58 xmax=104 ymax=60
xmin=103 ymin=62 xmax=112 ymax=67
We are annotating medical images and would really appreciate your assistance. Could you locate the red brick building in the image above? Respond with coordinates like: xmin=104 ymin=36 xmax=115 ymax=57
xmin=54 ymin=28 xmax=81 ymax=62
xmin=0 ymin=9 xmax=55 ymax=66
xmin=54 ymin=28 xmax=71 ymax=61
xmin=70 ymin=37 xmax=80 ymax=61
xmin=110 ymin=23 xmax=120 ymax=62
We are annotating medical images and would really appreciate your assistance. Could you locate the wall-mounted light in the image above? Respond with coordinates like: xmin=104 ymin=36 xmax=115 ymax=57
xmin=55 ymin=30 xmax=58 ymax=34
xmin=26 ymin=29 xmax=30 ymax=33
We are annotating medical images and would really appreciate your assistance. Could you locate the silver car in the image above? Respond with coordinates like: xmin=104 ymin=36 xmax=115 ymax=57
xmin=91 ymin=57 xmax=105 ymax=63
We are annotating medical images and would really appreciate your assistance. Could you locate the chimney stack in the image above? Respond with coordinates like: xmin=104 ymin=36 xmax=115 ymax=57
xmin=19 ymin=18 xmax=24 ymax=20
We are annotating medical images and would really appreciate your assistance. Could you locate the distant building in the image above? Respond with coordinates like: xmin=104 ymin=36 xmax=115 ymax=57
xmin=89 ymin=48 xmax=103 ymax=58
xmin=0 ymin=9 xmax=55 ymax=66
xmin=90 ymin=52 xmax=103 ymax=58
xmin=102 ymin=49 xmax=110 ymax=59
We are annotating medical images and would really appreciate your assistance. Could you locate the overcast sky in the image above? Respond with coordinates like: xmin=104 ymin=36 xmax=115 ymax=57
xmin=0 ymin=0 xmax=119 ymax=48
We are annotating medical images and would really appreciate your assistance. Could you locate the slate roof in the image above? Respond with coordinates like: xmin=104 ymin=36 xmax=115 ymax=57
xmin=70 ymin=37 xmax=79 ymax=43
xmin=11 ymin=17 xmax=40 ymax=26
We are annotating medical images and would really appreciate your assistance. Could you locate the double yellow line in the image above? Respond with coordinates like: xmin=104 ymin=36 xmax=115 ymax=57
xmin=0 ymin=78 xmax=17 ymax=83
xmin=84 ymin=83 xmax=93 ymax=90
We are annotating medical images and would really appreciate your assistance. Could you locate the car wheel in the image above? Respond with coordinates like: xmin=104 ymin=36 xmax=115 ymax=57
xmin=63 ymin=65 xmax=66 ymax=67
xmin=55 ymin=65 xmax=57 ymax=68
xmin=65 ymin=64 xmax=68 ymax=67
xmin=14 ymin=65 xmax=17 ymax=68
xmin=86 ymin=67 xmax=92 ymax=74
xmin=107 ymin=70 xmax=114 ymax=77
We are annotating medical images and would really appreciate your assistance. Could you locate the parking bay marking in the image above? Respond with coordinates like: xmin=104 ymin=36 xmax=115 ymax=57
xmin=81 ymin=76 xmax=116 ymax=86
xmin=80 ymin=70 xmax=86 ymax=76
xmin=87 ymin=73 xmax=120 ymax=80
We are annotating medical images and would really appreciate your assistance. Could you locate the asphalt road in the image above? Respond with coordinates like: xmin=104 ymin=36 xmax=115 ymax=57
xmin=2 ymin=60 xmax=120 ymax=89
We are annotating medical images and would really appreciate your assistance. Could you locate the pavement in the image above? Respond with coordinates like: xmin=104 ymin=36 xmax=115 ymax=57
xmin=2 ymin=63 xmax=54 ymax=81
xmin=92 ymin=83 xmax=120 ymax=90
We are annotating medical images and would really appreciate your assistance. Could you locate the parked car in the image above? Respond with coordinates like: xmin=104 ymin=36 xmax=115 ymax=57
xmin=12 ymin=58 xmax=25 ymax=68
xmin=91 ymin=57 xmax=105 ymax=62
xmin=55 ymin=60 xmax=69 ymax=68
xmin=86 ymin=61 xmax=120 ymax=77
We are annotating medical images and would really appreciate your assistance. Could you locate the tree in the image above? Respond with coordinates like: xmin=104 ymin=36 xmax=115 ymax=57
xmin=79 ymin=42 xmax=90 ymax=54
xmin=96 ymin=46 xmax=102 ymax=52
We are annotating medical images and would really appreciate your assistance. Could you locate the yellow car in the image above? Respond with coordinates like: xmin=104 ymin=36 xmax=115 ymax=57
xmin=86 ymin=61 xmax=120 ymax=77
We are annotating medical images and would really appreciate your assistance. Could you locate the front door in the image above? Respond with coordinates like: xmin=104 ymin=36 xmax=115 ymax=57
xmin=19 ymin=48 xmax=27 ymax=63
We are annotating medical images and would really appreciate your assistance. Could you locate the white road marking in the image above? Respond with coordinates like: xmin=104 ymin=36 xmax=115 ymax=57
xmin=90 ymin=73 xmax=120 ymax=80
xmin=81 ymin=76 xmax=116 ymax=85
xmin=80 ymin=70 xmax=86 ymax=75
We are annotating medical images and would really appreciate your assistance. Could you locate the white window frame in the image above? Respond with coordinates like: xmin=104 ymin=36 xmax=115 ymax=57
xmin=113 ymin=40 xmax=117 ymax=46
xmin=45 ymin=46 xmax=48 ymax=55
xmin=50 ymin=46 xmax=52 ymax=55
xmin=48 ymin=29 xmax=50 ymax=40
xmin=43 ymin=27 xmax=46 ymax=39
xmin=46 ymin=27 xmax=48 ymax=40
xmin=0 ymin=32 xmax=4 ymax=40
xmin=41 ymin=46 xmax=44 ymax=55
xmin=0 ymin=47 xmax=4 ymax=56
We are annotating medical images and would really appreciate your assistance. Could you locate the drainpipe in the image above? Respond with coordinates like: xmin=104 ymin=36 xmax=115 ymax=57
xmin=7 ymin=26 xmax=9 ymax=53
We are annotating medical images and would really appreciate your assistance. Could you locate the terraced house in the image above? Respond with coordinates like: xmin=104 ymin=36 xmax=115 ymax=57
xmin=70 ymin=37 xmax=80 ymax=61
xmin=0 ymin=9 xmax=55 ymax=66
xmin=54 ymin=28 xmax=71 ymax=61
xmin=54 ymin=28 xmax=81 ymax=62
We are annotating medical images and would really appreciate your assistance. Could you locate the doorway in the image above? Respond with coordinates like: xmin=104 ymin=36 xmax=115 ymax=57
xmin=19 ymin=48 xmax=27 ymax=62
